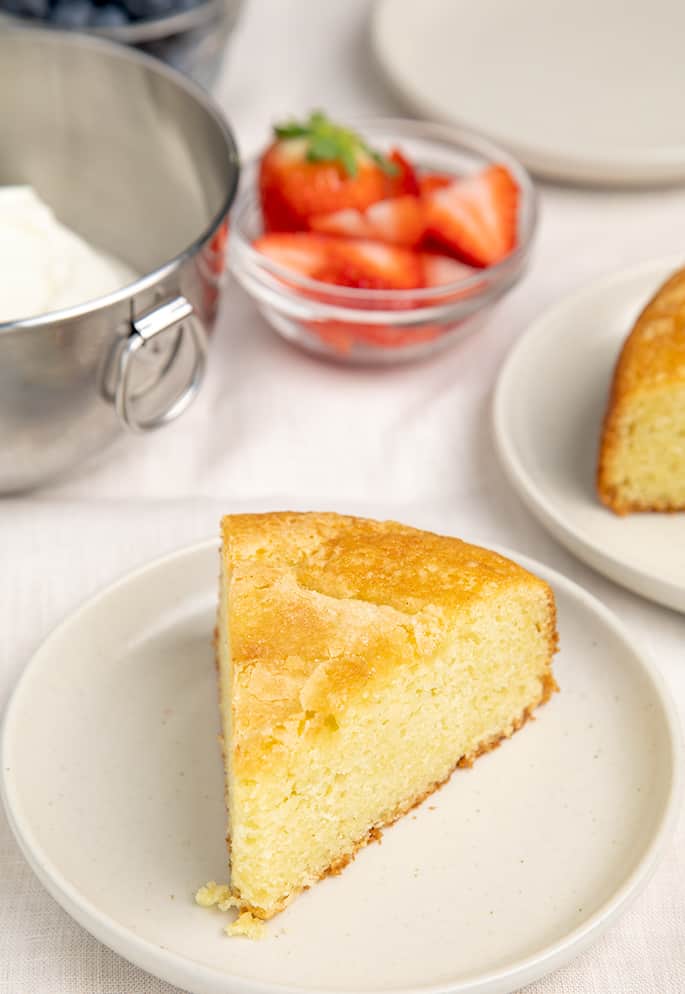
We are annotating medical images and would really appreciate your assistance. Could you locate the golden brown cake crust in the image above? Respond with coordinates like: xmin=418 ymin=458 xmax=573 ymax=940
xmin=221 ymin=512 xmax=557 ymax=773
xmin=597 ymin=267 xmax=685 ymax=514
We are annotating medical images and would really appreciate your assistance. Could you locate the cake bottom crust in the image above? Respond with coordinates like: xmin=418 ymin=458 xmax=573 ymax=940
xmin=231 ymin=670 xmax=559 ymax=921
xmin=598 ymin=487 xmax=685 ymax=516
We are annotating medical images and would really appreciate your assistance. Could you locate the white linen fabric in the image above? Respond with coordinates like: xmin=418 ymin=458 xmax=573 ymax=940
xmin=1 ymin=2 xmax=683 ymax=991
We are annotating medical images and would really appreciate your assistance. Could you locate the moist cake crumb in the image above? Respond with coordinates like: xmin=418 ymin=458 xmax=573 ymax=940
xmin=196 ymin=881 xmax=265 ymax=939
xmin=195 ymin=881 xmax=232 ymax=908
xmin=226 ymin=912 xmax=266 ymax=939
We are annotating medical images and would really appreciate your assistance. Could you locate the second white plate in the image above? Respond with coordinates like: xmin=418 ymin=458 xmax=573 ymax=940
xmin=494 ymin=256 xmax=685 ymax=613
xmin=1 ymin=528 xmax=681 ymax=994
xmin=373 ymin=0 xmax=685 ymax=185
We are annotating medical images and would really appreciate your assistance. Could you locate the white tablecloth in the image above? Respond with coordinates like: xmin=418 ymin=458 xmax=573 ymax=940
xmin=1 ymin=2 xmax=684 ymax=991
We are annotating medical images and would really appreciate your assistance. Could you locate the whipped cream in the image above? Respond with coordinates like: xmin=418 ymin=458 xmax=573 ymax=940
xmin=0 ymin=186 xmax=139 ymax=323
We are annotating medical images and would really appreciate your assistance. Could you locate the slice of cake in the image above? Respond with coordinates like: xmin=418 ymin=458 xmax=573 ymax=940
xmin=214 ymin=512 xmax=558 ymax=923
xmin=598 ymin=267 xmax=685 ymax=514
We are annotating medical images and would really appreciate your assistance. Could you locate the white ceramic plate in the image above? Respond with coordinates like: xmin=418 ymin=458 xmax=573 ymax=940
xmin=1 ymin=535 xmax=681 ymax=994
xmin=373 ymin=0 xmax=685 ymax=186
xmin=494 ymin=255 xmax=685 ymax=613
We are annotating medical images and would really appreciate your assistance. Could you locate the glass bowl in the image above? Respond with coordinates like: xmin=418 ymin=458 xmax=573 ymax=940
xmin=0 ymin=0 xmax=243 ymax=89
xmin=229 ymin=118 xmax=538 ymax=365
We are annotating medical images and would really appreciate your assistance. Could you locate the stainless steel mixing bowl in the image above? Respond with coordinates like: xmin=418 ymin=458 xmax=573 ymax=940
xmin=0 ymin=28 xmax=239 ymax=493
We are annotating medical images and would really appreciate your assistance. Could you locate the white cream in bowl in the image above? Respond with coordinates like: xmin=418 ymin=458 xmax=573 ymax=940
xmin=0 ymin=186 xmax=138 ymax=323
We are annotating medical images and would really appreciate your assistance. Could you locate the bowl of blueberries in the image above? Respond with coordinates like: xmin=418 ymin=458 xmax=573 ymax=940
xmin=0 ymin=0 xmax=243 ymax=87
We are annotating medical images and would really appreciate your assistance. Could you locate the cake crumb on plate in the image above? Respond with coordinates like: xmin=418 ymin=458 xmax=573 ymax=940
xmin=226 ymin=912 xmax=266 ymax=939
xmin=195 ymin=881 xmax=265 ymax=939
xmin=195 ymin=881 xmax=232 ymax=908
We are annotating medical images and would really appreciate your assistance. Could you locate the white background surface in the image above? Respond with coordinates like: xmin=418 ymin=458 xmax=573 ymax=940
xmin=1 ymin=1 xmax=684 ymax=991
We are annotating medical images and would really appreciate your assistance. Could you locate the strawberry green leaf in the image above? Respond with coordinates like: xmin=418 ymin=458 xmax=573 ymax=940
xmin=307 ymin=134 xmax=345 ymax=162
xmin=273 ymin=110 xmax=396 ymax=178
xmin=274 ymin=122 xmax=310 ymax=139
xmin=339 ymin=146 xmax=358 ymax=177
xmin=369 ymin=148 xmax=399 ymax=177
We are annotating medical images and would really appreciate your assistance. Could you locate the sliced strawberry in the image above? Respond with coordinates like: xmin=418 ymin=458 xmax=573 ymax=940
xmin=252 ymin=232 xmax=334 ymax=277
xmin=421 ymin=253 xmax=473 ymax=287
xmin=384 ymin=148 xmax=420 ymax=197
xmin=253 ymin=233 xmax=424 ymax=291
xmin=322 ymin=238 xmax=424 ymax=290
xmin=208 ymin=219 xmax=229 ymax=254
xmin=423 ymin=165 xmax=518 ymax=267
xmin=418 ymin=252 xmax=484 ymax=306
xmin=418 ymin=172 xmax=453 ymax=196
xmin=309 ymin=195 xmax=425 ymax=247
xmin=309 ymin=207 xmax=372 ymax=240
xmin=304 ymin=319 xmax=441 ymax=354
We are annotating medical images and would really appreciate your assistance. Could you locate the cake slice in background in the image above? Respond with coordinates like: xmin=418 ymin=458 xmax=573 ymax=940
xmin=598 ymin=267 xmax=685 ymax=514
xmin=212 ymin=512 xmax=558 ymax=927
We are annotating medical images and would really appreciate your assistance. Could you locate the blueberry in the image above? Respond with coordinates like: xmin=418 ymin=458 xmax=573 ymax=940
xmin=0 ymin=0 xmax=50 ymax=17
xmin=49 ymin=0 xmax=92 ymax=25
xmin=90 ymin=2 xmax=129 ymax=25
xmin=122 ymin=0 xmax=176 ymax=18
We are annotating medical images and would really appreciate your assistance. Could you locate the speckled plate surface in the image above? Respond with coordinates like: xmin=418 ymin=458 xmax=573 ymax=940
xmin=1 ymin=529 xmax=681 ymax=994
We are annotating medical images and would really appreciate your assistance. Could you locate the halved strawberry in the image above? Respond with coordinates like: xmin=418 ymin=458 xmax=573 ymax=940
xmin=423 ymin=165 xmax=518 ymax=267
xmin=309 ymin=195 xmax=425 ymax=247
xmin=253 ymin=232 xmax=423 ymax=291
xmin=418 ymin=172 xmax=453 ymax=196
xmin=259 ymin=112 xmax=409 ymax=231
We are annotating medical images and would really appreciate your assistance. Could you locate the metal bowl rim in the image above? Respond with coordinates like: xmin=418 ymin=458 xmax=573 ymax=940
xmin=0 ymin=0 xmax=235 ymax=46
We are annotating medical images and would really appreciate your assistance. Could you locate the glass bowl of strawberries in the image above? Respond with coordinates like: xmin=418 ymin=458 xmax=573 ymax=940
xmin=230 ymin=113 xmax=537 ymax=363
